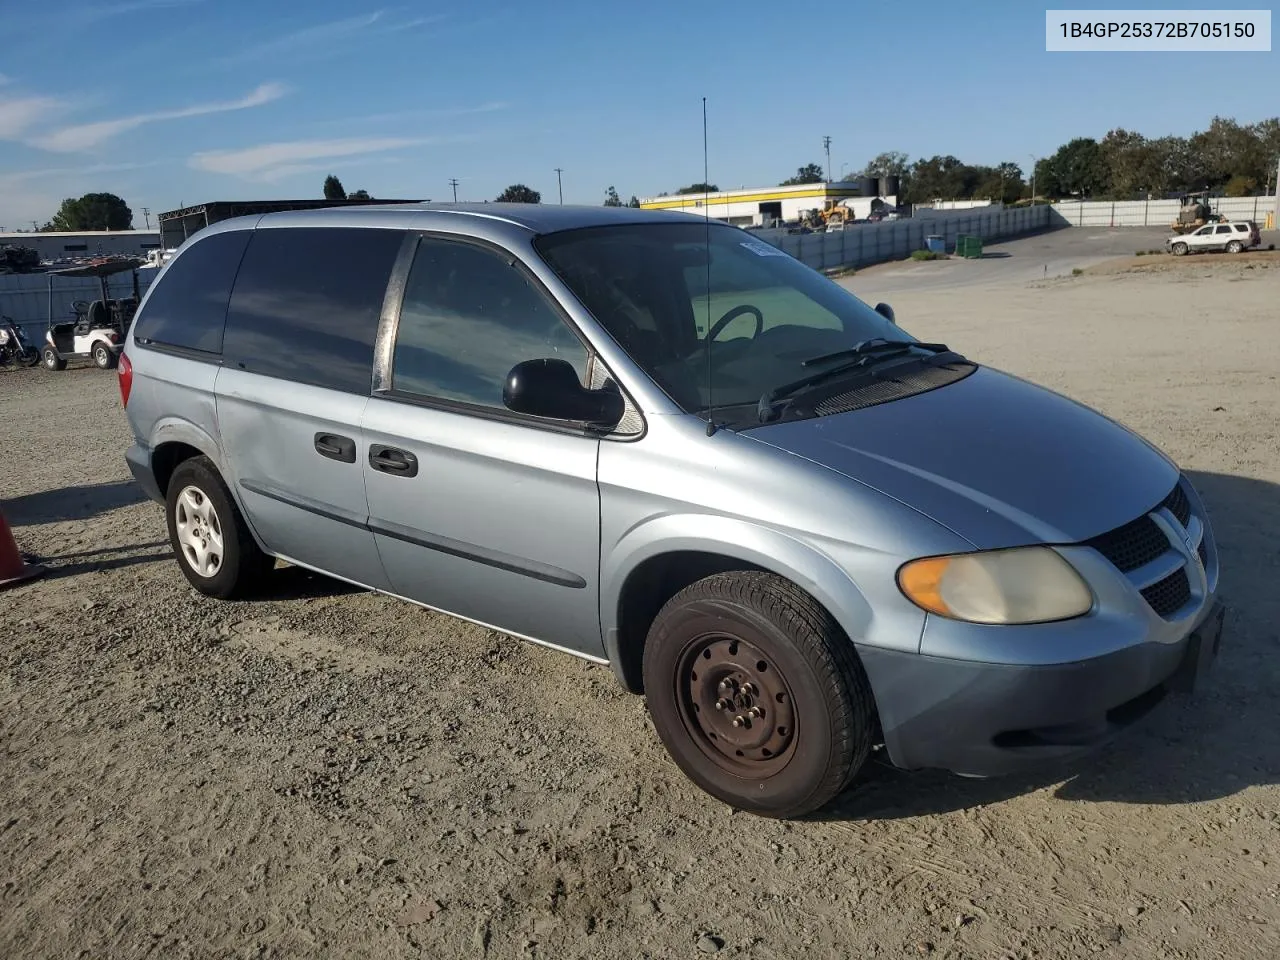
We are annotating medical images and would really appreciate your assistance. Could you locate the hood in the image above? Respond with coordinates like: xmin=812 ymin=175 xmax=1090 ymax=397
xmin=746 ymin=365 xmax=1179 ymax=549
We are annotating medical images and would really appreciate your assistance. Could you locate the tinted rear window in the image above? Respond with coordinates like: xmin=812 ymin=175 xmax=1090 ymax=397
xmin=133 ymin=229 xmax=250 ymax=354
xmin=222 ymin=227 xmax=404 ymax=394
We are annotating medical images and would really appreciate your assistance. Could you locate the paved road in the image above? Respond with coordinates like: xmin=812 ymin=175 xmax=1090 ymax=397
xmin=842 ymin=226 xmax=1177 ymax=301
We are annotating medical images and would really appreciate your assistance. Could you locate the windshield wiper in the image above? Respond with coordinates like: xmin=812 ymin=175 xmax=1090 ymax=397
xmin=802 ymin=338 xmax=950 ymax=367
xmin=758 ymin=341 xmax=966 ymax=423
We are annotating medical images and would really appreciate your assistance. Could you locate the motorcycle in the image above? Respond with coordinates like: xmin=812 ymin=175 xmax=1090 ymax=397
xmin=0 ymin=317 xmax=41 ymax=367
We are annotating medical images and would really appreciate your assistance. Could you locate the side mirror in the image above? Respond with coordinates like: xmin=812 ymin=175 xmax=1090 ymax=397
xmin=874 ymin=302 xmax=895 ymax=324
xmin=503 ymin=358 xmax=625 ymax=428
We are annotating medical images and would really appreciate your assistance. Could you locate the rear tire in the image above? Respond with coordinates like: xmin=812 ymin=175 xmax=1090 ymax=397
xmin=1226 ymin=240 xmax=1243 ymax=254
xmin=91 ymin=342 xmax=115 ymax=369
xmin=642 ymin=571 xmax=876 ymax=819
xmin=165 ymin=456 xmax=274 ymax=599
xmin=1171 ymin=242 xmax=1188 ymax=257
xmin=42 ymin=346 xmax=66 ymax=371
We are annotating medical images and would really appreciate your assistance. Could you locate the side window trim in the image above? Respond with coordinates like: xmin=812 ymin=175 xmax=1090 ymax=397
xmin=370 ymin=229 xmax=644 ymax=440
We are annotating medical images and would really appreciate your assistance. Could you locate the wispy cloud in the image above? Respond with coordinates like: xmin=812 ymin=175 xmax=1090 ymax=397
xmin=316 ymin=101 xmax=511 ymax=128
xmin=189 ymin=135 xmax=438 ymax=181
xmin=28 ymin=82 xmax=287 ymax=152
xmin=218 ymin=10 xmax=446 ymax=65
xmin=76 ymin=0 xmax=204 ymax=22
xmin=0 ymin=73 xmax=11 ymax=85
xmin=0 ymin=94 xmax=68 ymax=139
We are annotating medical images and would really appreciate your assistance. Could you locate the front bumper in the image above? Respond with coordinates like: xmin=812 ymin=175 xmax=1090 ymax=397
xmin=858 ymin=600 xmax=1226 ymax=777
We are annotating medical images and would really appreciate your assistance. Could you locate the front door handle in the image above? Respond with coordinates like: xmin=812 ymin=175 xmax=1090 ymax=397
xmin=314 ymin=432 xmax=356 ymax=463
xmin=369 ymin=444 xmax=418 ymax=478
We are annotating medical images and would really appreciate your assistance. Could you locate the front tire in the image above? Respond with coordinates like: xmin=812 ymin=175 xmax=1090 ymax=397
xmin=19 ymin=347 xmax=40 ymax=368
xmin=42 ymin=346 xmax=66 ymax=370
xmin=642 ymin=571 xmax=876 ymax=819
xmin=165 ymin=456 xmax=273 ymax=599
xmin=1171 ymin=242 xmax=1188 ymax=257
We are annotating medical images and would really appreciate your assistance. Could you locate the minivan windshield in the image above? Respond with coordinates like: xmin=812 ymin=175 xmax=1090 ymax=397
xmin=535 ymin=222 xmax=918 ymax=420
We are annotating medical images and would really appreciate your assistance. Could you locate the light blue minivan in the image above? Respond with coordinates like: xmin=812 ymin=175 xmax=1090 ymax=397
xmin=119 ymin=204 xmax=1224 ymax=818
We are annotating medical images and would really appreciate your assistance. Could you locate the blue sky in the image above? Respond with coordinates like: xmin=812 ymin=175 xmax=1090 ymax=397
xmin=1 ymin=0 xmax=1276 ymax=230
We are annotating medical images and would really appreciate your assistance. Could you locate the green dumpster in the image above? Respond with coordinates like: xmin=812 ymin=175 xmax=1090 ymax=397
xmin=956 ymin=235 xmax=984 ymax=259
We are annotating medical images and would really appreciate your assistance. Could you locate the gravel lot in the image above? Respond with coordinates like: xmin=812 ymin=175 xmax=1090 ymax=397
xmin=2 ymin=231 xmax=1278 ymax=960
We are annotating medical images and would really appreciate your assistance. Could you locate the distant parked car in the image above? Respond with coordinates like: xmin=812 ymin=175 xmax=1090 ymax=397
xmin=1167 ymin=220 xmax=1261 ymax=256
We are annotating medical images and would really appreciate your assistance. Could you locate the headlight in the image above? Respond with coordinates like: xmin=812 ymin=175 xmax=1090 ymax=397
xmin=897 ymin=546 xmax=1093 ymax=625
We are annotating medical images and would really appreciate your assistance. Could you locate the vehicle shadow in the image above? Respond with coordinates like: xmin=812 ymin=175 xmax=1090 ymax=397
xmin=255 ymin=563 xmax=367 ymax=602
xmin=813 ymin=468 xmax=1279 ymax=821
xmin=4 ymin=480 xmax=146 ymax=526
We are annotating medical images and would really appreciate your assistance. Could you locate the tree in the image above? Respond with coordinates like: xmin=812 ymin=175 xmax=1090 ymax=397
xmin=860 ymin=151 xmax=910 ymax=178
xmin=1224 ymin=175 xmax=1258 ymax=197
xmin=603 ymin=186 xmax=622 ymax=207
xmin=496 ymin=184 xmax=541 ymax=203
xmin=971 ymin=163 xmax=1024 ymax=204
xmin=676 ymin=182 xmax=718 ymax=195
xmin=1037 ymin=137 xmax=1107 ymax=199
xmin=779 ymin=163 xmax=824 ymax=185
xmin=349 ymin=188 xmax=372 ymax=200
xmin=47 ymin=193 xmax=133 ymax=231
xmin=627 ymin=195 xmax=641 ymax=208
xmin=323 ymin=175 xmax=347 ymax=200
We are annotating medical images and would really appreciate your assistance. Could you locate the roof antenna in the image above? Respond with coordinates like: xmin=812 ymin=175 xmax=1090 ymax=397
xmin=702 ymin=96 xmax=716 ymax=438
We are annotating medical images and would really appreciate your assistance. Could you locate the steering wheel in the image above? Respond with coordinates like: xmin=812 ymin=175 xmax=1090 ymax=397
xmin=706 ymin=304 xmax=763 ymax=343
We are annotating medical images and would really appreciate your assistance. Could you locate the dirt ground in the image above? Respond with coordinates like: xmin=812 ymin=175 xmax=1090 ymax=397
xmin=2 ymin=236 xmax=1278 ymax=960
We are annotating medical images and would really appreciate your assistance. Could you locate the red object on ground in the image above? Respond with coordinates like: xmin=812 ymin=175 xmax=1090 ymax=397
xmin=0 ymin=509 xmax=46 ymax=589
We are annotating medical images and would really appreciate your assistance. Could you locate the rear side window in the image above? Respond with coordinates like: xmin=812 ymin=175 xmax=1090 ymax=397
xmin=133 ymin=229 xmax=250 ymax=354
xmin=222 ymin=227 xmax=404 ymax=394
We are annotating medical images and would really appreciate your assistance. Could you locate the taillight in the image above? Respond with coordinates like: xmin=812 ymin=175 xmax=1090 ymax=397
xmin=118 ymin=351 xmax=133 ymax=407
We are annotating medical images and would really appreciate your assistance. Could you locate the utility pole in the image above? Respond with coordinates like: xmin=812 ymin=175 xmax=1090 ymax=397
xmin=554 ymin=168 xmax=564 ymax=204
xmin=1028 ymin=153 xmax=1037 ymax=203
xmin=822 ymin=136 xmax=832 ymax=183
xmin=141 ymin=207 xmax=151 ymax=230
xmin=448 ymin=178 xmax=459 ymax=202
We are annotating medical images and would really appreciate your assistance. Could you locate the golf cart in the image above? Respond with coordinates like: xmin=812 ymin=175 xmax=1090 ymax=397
xmin=41 ymin=258 xmax=144 ymax=371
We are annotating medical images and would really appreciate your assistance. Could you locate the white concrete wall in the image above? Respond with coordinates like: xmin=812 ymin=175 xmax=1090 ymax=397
xmin=763 ymin=204 xmax=1051 ymax=271
xmin=1047 ymin=196 xmax=1277 ymax=227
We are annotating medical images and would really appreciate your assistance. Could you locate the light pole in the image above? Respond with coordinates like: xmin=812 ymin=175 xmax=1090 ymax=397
xmin=1028 ymin=153 xmax=1037 ymax=203
xmin=554 ymin=168 xmax=564 ymax=204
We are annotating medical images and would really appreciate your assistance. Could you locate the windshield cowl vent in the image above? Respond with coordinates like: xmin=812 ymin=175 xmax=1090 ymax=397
xmin=810 ymin=361 xmax=976 ymax=418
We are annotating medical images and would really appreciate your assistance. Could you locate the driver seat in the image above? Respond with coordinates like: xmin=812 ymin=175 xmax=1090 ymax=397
xmin=86 ymin=301 xmax=111 ymax=330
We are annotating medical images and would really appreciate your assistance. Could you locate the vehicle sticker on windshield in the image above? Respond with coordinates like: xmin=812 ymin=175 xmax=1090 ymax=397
xmin=740 ymin=240 xmax=789 ymax=258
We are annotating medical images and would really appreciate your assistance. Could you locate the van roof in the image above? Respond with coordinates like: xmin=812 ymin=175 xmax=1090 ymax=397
xmin=252 ymin=202 xmax=710 ymax=235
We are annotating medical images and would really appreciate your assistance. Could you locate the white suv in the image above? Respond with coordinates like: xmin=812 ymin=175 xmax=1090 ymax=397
xmin=1168 ymin=220 xmax=1261 ymax=256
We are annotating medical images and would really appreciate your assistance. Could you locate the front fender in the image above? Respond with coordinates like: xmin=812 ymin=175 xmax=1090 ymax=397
xmin=601 ymin=513 xmax=900 ymax=669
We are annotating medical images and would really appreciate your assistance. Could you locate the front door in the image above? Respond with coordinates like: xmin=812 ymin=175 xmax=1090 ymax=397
xmin=361 ymin=234 xmax=604 ymax=657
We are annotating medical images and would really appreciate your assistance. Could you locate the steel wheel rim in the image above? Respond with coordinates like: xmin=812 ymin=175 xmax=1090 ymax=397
xmin=95 ymin=346 xmax=107 ymax=364
xmin=174 ymin=485 xmax=224 ymax=578
xmin=675 ymin=632 xmax=798 ymax=777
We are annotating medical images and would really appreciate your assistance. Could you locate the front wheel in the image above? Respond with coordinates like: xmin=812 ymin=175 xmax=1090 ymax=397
xmin=165 ymin=456 xmax=274 ymax=599
xmin=1171 ymin=242 xmax=1188 ymax=257
xmin=642 ymin=571 xmax=876 ymax=819
xmin=18 ymin=347 xmax=40 ymax=368
xmin=42 ymin=346 xmax=66 ymax=370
